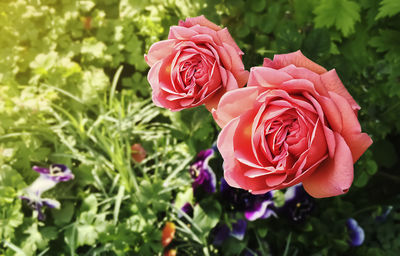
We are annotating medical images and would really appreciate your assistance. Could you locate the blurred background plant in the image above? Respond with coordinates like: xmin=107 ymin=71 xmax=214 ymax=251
xmin=0 ymin=0 xmax=399 ymax=255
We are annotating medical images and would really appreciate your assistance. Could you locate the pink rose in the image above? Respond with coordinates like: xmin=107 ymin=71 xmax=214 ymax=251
xmin=213 ymin=51 xmax=372 ymax=198
xmin=145 ymin=15 xmax=249 ymax=111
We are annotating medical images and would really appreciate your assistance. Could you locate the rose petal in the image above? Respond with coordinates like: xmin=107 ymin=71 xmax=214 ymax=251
xmin=234 ymin=110 xmax=262 ymax=167
xmin=248 ymin=67 xmax=293 ymax=88
xmin=279 ymin=65 xmax=329 ymax=97
xmin=329 ymin=92 xmax=373 ymax=162
xmin=302 ymin=132 xmax=354 ymax=198
xmin=235 ymin=69 xmax=250 ymax=88
xmin=265 ymin=173 xmax=287 ymax=187
xmin=168 ymin=26 xmax=199 ymax=40
xmin=212 ymin=86 xmax=260 ymax=128
xmin=304 ymin=119 xmax=328 ymax=169
xmin=217 ymin=118 xmax=241 ymax=186
xmin=217 ymin=28 xmax=243 ymax=55
xmin=144 ymin=39 xmax=177 ymax=66
xmin=245 ymin=169 xmax=268 ymax=178
xmin=263 ymin=50 xmax=327 ymax=74
xmin=345 ymin=133 xmax=373 ymax=163
xmin=222 ymin=42 xmax=245 ymax=72
xmin=321 ymin=69 xmax=361 ymax=111
xmin=179 ymin=15 xmax=221 ymax=31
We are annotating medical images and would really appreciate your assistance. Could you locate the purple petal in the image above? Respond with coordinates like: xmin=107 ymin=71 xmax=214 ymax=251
xmin=284 ymin=183 xmax=305 ymax=203
xmin=213 ymin=224 xmax=230 ymax=245
xmin=196 ymin=148 xmax=214 ymax=161
xmin=230 ymin=219 xmax=247 ymax=240
xmin=346 ymin=218 xmax=365 ymax=247
xmin=49 ymin=164 xmax=74 ymax=182
xmin=179 ymin=202 xmax=194 ymax=218
xmin=220 ymin=177 xmax=233 ymax=194
xmin=37 ymin=205 xmax=45 ymax=221
xmin=19 ymin=195 xmax=31 ymax=202
xmin=261 ymin=208 xmax=277 ymax=219
xmin=190 ymin=148 xmax=216 ymax=194
xmin=32 ymin=166 xmax=50 ymax=174
xmin=245 ymin=200 xmax=274 ymax=221
xmin=278 ymin=184 xmax=314 ymax=222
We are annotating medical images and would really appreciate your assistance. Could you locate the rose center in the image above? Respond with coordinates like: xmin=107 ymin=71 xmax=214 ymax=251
xmin=179 ymin=58 xmax=204 ymax=88
xmin=265 ymin=117 xmax=298 ymax=158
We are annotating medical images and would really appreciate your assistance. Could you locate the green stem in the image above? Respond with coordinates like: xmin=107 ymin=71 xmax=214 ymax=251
xmin=202 ymin=245 xmax=211 ymax=256
xmin=282 ymin=232 xmax=292 ymax=256
xmin=255 ymin=230 xmax=268 ymax=256
xmin=352 ymin=205 xmax=378 ymax=217
xmin=377 ymin=172 xmax=400 ymax=183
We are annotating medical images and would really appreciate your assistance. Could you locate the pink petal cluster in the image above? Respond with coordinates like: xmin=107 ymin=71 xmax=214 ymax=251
xmin=145 ymin=16 xmax=249 ymax=111
xmin=213 ymin=51 xmax=372 ymax=198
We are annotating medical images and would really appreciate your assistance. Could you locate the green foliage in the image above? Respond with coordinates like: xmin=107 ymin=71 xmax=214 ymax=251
xmin=376 ymin=0 xmax=400 ymax=19
xmin=314 ymin=0 xmax=361 ymax=37
xmin=1 ymin=0 xmax=400 ymax=255
xmin=193 ymin=199 xmax=221 ymax=237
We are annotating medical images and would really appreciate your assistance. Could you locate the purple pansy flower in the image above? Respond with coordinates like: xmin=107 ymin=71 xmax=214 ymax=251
xmin=213 ymin=224 xmax=230 ymax=246
xmin=178 ymin=202 xmax=194 ymax=218
xmin=346 ymin=218 xmax=365 ymax=247
xmin=230 ymin=219 xmax=247 ymax=240
xmin=20 ymin=164 xmax=74 ymax=220
xmin=212 ymin=219 xmax=248 ymax=245
xmin=190 ymin=148 xmax=216 ymax=194
xmin=277 ymin=183 xmax=314 ymax=222
xmin=220 ymin=178 xmax=276 ymax=221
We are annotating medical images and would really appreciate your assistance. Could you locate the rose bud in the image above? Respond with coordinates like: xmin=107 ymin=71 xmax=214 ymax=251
xmin=213 ymin=50 xmax=372 ymax=198
xmin=131 ymin=143 xmax=146 ymax=163
xmin=145 ymin=15 xmax=249 ymax=111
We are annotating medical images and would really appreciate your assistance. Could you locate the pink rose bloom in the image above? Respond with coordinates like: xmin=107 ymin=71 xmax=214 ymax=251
xmin=145 ymin=15 xmax=249 ymax=111
xmin=213 ymin=51 xmax=372 ymax=198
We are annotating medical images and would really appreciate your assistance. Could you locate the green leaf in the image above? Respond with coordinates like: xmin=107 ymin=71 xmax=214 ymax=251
xmin=22 ymin=223 xmax=48 ymax=254
xmin=52 ymin=201 xmax=75 ymax=226
xmin=221 ymin=236 xmax=247 ymax=255
xmin=314 ymin=0 xmax=361 ymax=37
xmin=293 ymin=0 xmax=318 ymax=26
xmin=40 ymin=226 xmax=58 ymax=241
xmin=250 ymin=0 xmax=266 ymax=13
xmin=193 ymin=198 xmax=221 ymax=236
xmin=354 ymin=171 xmax=369 ymax=187
xmin=244 ymin=12 xmax=258 ymax=28
xmin=174 ymin=187 xmax=193 ymax=209
xmin=376 ymin=0 xmax=400 ymax=19
xmin=302 ymin=28 xmax=331 ymax=59
xmin=372 ymin=140 xmax=398 ymax=168
xmin=77 ymin=224 xmax=98 ymax=246
xmin=257 ymin=3 xmax=281 ymax=34
xmin=272 ymin=190 xmax=286 ymax=207
xmin=369 ymin=30 xmax=400 ymax=58
xmin=0 ymin=165 xmax=26 ymax=189
xmin=81 ymin=194 xmax=98 ymax=214
xmin=256 ymin=226 xmax=268 ymax=238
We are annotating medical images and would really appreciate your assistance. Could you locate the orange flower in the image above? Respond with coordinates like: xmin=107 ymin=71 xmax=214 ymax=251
xmin=131 ymin=143 xmax=146 ymax=163
xmin=82 ymin=16 xmax=91 ymax=30
xmin=162 ymin=222 xmax=176 ymax=247
xmin=164 ymin=249 xmax=177 ymax=256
